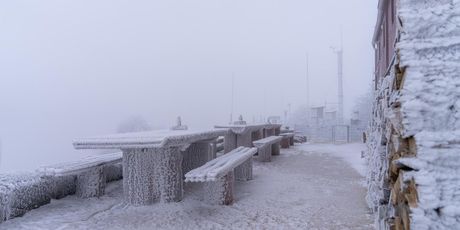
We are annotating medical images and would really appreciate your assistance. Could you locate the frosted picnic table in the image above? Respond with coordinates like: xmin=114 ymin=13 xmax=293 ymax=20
xmin=73 ymin=129 xmax=227 ymax=205
xmin=215 ymin=123 xmax=282 ymax=152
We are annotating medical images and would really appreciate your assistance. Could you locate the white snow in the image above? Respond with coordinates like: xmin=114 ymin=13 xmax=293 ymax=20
xmin=1 ymin=143 xmax=372 ymax=229
xmin=297 ymin=143 xmax=367 ymax=177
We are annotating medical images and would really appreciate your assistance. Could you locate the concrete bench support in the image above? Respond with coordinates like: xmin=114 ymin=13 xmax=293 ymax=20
xmin=76 ymin=166 xmax=106 ymax=198
xmin=185 ymin=147 xmax=257 ymax=205
xmin=123 ymin=147 xmax=183 ymax=205
xmin=234 ymin=158 xmax=253 ymax=181
xmin=203 ymin=171 xmax=234 ymax=205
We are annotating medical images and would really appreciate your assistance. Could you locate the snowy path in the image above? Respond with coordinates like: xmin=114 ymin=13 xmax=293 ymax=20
xmin=2 ymin=143 xmax=373 ymax=230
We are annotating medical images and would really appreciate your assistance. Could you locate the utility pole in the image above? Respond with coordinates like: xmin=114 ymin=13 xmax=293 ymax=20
xmin=305 ymin=52 xmax=310 ymax=123
xmin=230 ymin=73 xmax=235 ymax=124
xmin=332 ymin=31 xmax=344 ymax=125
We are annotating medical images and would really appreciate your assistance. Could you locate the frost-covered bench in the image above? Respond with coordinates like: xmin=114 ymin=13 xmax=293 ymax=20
xmin=37 ymin=152 xmax=122 ymax=198
xmin=253 ymin=136 xmax=282 ymax=162
xmin=280 ymin=133 xmax=295 ymax=148
xmin=185 ymin=147 xmax=257 ymax=205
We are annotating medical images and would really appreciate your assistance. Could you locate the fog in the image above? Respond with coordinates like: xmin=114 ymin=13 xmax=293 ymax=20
xmin=0 ymin=0 xmax=377 ymax=172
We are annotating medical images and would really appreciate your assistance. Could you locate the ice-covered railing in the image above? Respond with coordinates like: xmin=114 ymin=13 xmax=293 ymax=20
xmin=185 ymin=147 xmax=257 ymax=182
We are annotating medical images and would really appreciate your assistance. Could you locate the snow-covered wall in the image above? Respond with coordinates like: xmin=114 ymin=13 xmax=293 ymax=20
xmin=366 ymin=0 xmax=460 ymax=229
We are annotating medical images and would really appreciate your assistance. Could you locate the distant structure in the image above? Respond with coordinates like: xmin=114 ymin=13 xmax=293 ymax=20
xmin=331 ymin=35 xmax=344 ymax=125
xmin=170 ymin=116 xmax=188 ymax=130
xmin=233 ymin=115 xmax=247 ymax=125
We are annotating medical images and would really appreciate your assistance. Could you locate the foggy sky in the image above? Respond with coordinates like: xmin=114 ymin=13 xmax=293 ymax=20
xmin=0 ymin=0 xmax=377 ymax=172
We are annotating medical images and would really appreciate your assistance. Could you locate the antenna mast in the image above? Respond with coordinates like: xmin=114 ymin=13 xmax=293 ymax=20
xmin=230 ymin=72 xmax=235 ymax=124
xmin=336 ymin=30 xmax=344 ymax=125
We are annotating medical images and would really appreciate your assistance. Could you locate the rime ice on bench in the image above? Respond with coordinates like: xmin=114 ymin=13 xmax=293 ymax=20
xmin=185 ymin=147 xmax=257 ymax=205
xmin=73 ymin=129 xmax=227 ymax=205
xmin=253 ymin=136 xmax=283 ymax=162
xmin=38 ymin=152 xmax=123 ymax=198
xmin=215 ymin=120 xmax=281 ymax=181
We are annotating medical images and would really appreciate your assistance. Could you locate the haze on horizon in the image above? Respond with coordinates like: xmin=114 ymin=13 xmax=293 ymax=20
xmin=0 ymin=0 xmax=377 ymax=172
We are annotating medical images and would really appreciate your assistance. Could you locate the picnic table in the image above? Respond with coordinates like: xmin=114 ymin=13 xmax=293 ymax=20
xmin=214 ymin=123 xmax=282 ymax=152
xmin=73 ymin=129 xmax=227 ymax=205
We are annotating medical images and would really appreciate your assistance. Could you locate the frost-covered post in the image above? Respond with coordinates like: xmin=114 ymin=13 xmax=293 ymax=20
xmin=156 ymin=146 xmax=183 ymax=202
xmin=122 ymin=149 xmax=159 ymax=205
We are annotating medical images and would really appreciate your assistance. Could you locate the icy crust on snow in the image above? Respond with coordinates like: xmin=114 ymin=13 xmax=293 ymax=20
xmin=73 ymin=129 xmax=228 ymax=149
xmin=397 ymin=0 xmax=460 ymax=137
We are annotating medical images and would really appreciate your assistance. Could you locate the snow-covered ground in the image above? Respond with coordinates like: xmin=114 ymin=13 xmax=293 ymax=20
xmin=1 ymin=143 xmax=373 ymax=230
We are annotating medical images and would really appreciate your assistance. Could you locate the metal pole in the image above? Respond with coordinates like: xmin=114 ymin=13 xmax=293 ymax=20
xmin=230 ymin=73 xmax=235 ymax=124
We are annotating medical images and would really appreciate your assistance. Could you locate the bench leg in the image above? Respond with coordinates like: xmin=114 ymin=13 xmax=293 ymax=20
xmin=272 ymin=143 xmax=281 ymax=156
xmin=123 ymin=149 xmax=159 ymax=205
xmin=275 ymin=127 xmax=281 ymax=136
xmin=281 ymin=138 xmax=290 ymax=149
xmin=76 ymin=166 xmax=106 ymax=198
xmin=236 ymin=131 xmax=252 ymax=148
xmin=156 ymin=147 xmax=183 ymax=202
xmin=290 ymin=137 xmax=295 ymax=146
xmin=257 ymin=145 xmax=271 ymax=162
xmin=204 ymin=171 xmax=234 ymax=205
xmin=234 ymin=158 xmax=253 ymax=181
xmin=224 ymin=132 xmax=237 ymax=153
